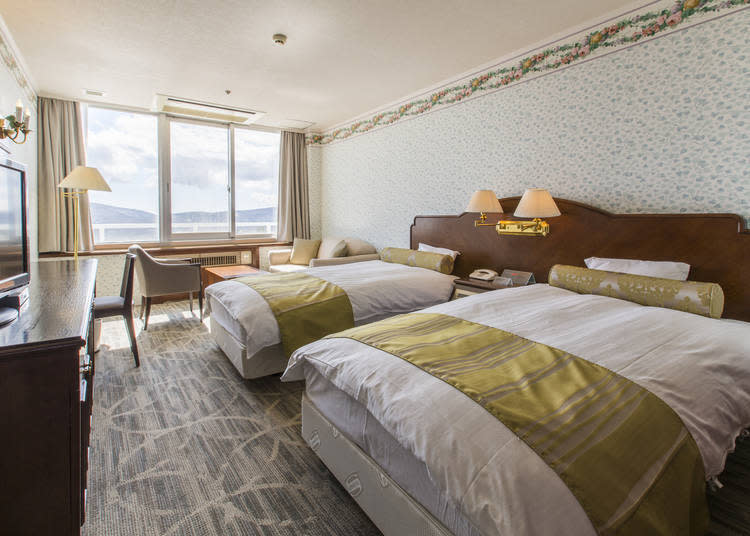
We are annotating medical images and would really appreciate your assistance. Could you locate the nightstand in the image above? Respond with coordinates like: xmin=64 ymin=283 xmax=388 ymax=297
xmin=452 ymin=278 xmax=511 ymax=299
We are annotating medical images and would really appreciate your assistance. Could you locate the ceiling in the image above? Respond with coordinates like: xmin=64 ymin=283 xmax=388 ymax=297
xmin=1 ymin=0 xmax=637 ymax=131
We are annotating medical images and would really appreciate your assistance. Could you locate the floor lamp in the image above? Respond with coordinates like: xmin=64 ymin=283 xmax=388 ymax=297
xmin=57 ymin=166 xmax=111 ymax=260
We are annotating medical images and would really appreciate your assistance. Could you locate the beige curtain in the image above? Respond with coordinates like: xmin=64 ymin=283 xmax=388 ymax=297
xmin=277 ymin=131 xmax=310 ymax=241
xmin=38 ymin=97 xmax=93 ymax=253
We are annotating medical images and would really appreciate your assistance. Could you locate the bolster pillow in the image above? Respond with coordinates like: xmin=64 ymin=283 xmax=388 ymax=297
xmin=548 ymin=264 xmax=724 ymax=319
xmin=380 ymin=247 xmax=454 ymax=275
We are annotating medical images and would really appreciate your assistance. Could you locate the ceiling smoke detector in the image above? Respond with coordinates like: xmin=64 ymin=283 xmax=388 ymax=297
xmin=272 ymin=33 xmax=287 ymax=46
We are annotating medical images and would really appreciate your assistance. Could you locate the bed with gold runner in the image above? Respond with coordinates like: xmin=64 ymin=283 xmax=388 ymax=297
xmin=283 ymin=283 xmax=750 ymax=535
xmin=233 ymin=272 xmax=355 ymax=357
xmin=204 ymin=260 xmax=457 ymax=378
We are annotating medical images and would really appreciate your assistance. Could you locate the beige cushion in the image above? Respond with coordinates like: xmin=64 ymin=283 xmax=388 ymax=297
xmin=345 ymin=238 xmax=377 ymax=256
xmin=379 ymin=247 xmax=454 ymax=275
xmin=289 ymin=238 xmax=321 ymax=265
xmin=318 ymin=238 xmax=348 ymax=259
xmin=548 ymin=264 xmax=724 ymax=319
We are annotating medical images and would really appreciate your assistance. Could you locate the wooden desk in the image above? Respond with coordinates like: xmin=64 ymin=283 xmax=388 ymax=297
xmin=0 ymin=259 xmax=98 ymax=535
xmin=202 ymin=265 xmax=265 ymax=289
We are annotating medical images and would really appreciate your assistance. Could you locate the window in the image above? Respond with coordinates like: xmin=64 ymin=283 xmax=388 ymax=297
xmin=86 ymin=107 xmax=159 ymax=243
xmin=234 ymin=129 xmax=279 ymax=236
xmin=170 ymin=120 xmax=230 ymax=236
xmin=85 ymin=105 xmax=281 ymax=245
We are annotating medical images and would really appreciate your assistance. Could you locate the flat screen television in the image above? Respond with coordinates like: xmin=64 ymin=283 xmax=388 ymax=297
xmin=0 ymin=159 xmax=29 ymax=298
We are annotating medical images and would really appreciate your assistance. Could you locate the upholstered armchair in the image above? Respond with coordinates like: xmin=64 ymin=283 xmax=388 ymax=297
xmin=268 ymin=237 xmax=379 ymax=273
xmin=128 ymin=244 xmax=203 ymax=329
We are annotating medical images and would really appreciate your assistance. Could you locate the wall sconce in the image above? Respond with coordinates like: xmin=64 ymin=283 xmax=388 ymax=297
xmin=0 ymin=99 xmax=32 ymax=144
xmin=466 ymin=190 xmax=504 ymax=225
xmin=496 ymin=188 xmax=561 ymax=237
xmin=469 ymin=188 xmax=561 ymax=237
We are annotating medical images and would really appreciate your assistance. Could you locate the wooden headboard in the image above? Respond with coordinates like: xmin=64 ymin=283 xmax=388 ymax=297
xmin=411 ymin=197 xmax=750 ymax=321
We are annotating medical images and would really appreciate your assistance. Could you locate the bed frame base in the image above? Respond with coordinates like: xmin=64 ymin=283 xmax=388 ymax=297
xmin=302 ymin=394 xmax=452 ymax=536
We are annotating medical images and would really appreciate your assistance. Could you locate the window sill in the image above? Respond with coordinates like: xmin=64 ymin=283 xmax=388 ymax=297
xmin=39 ymin=240 xmax=292 ymax=259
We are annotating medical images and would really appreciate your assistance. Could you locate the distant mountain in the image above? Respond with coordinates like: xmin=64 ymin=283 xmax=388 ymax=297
xmin=90 ymin=203 xmax=275 ymax=223
xmin=175 ymin=206 xmax=276 ymax=223
xmin=91 ymin=203 xmax=156 ymax=224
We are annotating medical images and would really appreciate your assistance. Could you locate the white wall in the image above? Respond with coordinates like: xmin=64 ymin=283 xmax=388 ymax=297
xmin=315 ymin=8 xmax=750 ymax=250
xmin=0 ymin=51 xmax=37 ymax=259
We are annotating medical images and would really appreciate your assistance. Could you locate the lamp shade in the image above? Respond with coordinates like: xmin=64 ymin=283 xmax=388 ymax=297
xmin=58 ymin=166 xmax=111 ymax=191
xmin=465 ymin=190 xmax=503 ymax=213
xmin=514 ymin=188 xmax=561 ymax=218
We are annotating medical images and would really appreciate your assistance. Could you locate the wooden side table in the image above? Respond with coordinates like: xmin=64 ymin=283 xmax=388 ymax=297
xmin=452 ymin=277 xmax=512 ymax=299
xmin=202 ymin=265 xmax=265 ymax=291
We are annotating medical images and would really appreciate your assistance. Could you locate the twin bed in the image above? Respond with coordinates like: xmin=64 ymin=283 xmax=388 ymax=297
xmin=205 ymin=198 xmax=750 ymax=535
xmin=205 ymin=259 xmax=457 ymax=378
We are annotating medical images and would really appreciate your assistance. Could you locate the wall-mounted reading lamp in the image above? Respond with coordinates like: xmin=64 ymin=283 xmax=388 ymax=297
xmin=468 ymin=188 xmax=561 ymax=237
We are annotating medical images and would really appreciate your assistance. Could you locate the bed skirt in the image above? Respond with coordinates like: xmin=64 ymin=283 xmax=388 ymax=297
xmin=209 ymin=316 xmax=287 ymax=379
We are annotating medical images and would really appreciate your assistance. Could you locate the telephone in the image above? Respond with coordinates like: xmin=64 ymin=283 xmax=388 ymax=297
xmin=469 ymin=269 xmax=498 ymax=281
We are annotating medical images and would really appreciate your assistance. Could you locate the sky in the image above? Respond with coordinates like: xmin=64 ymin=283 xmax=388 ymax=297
xmin=85 ymin=106 xmax=280 ymax=219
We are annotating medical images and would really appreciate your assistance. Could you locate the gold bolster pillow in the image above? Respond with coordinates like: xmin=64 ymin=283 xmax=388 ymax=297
xmin=548 ymin=264 xmax=724 ymax=319
xmin=380 ymin=247 xmax=454 ymax=275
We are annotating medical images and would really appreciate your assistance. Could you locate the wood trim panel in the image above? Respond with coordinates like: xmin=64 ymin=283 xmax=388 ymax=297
xmin=39 ymin=241 xmax=292 ymax=258
xmin=411 ymin=197 xmax=750 ymax=321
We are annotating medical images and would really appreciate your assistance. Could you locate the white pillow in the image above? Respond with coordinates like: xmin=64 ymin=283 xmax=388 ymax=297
xmin=418 ymin=242 xmax=460 ymax=260
xmin=584 ymin=257 xmax=690 ymax=281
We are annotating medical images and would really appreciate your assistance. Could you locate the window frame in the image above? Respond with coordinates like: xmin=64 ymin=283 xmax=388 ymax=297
xmin=84 ymin=102 xmax=282 ymax=248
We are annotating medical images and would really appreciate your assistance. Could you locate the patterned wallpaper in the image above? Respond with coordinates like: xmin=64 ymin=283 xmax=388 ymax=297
xmin=316 ymin=9 xmax=750 ymax=249
xmin=308 ymin=147 xmax=322 ymax=239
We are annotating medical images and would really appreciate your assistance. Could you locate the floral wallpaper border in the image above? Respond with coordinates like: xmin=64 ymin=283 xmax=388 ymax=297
xmin=0 ymin=24 xmax=36 ymax=107
xmin=307 ymin=0 xmax=748 ymax=146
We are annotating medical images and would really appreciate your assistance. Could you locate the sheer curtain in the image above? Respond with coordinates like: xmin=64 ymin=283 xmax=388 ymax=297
xmin=277 ymin=131 xmax=310 ymax=241
xmin=37 ymin=97 xmax=93 ymax=253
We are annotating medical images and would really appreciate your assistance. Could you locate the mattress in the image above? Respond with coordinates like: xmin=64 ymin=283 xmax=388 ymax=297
xmin=205 ymin=260 xmax=456 ymax=378
xmin=284 ymin=284 xmax=750 ymax=535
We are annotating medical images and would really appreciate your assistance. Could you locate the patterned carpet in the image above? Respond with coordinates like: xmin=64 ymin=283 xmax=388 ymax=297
xmin=83 ymin=301 xmax=380 ymax=536
xmin=84 ymin=301 xmax=750 ymax=536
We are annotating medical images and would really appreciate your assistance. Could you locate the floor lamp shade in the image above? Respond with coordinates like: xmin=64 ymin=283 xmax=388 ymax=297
xmin=58 ymin=166 xmax=111 ymax=192
xmin=57 ymin=166 xmax=111 ymax=260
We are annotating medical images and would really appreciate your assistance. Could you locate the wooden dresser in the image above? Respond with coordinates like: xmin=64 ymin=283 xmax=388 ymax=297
xmin=0 ymin=259 xmax=97 ymax=536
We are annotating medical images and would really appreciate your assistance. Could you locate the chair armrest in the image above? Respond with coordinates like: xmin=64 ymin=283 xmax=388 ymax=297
xmin=268 ymin=248 xmax=292 ymax=266
xmin=309 ymin=254 xmax=380 ymax=267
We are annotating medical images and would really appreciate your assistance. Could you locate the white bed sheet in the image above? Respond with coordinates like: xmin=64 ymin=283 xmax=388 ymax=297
xmin=205 ymin=260 xmax=456 ymax=359
xmin=283 ymin=284 xmax=750 ymax=536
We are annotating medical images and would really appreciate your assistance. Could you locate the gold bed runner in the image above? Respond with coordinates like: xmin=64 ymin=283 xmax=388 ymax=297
xmin=329 ymin=313 xmax=708 ymax=535
xmin=234 ymin=272 xmax=354 ymax=357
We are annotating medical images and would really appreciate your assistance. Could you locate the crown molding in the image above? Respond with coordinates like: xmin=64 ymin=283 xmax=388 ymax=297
xmin=0 ymin=13 xmax=37 ymax=107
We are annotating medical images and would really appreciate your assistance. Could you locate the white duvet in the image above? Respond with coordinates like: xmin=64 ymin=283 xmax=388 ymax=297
xmin=283 ymin=284 xmax=750 ymax=536
xmin=205 ymin=260 xmax=456 ymax=358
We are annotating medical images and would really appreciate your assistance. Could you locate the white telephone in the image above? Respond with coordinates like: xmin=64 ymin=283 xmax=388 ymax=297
xmin=469 ymin=268 xmax=498 ymax=281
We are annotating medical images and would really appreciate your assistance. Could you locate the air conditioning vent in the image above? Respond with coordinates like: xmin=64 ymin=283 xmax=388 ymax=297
xmin=154 ymin=94 xmax=265 ymax=124
xmin=160 ymin=251 xmax=252 ymax=267
xmin=189 ymin=255 xmax=238 ymax=267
